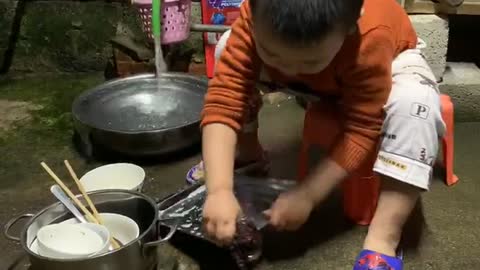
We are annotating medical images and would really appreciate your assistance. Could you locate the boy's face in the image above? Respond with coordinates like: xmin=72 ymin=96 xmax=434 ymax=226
xmin=253 ymin=24 xmax=347 ymax=76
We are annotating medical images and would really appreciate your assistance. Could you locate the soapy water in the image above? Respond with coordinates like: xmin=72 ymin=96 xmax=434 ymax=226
xmin=85 ymin=75 xmax=204 ymax=132
xmin=103 ymin=90 xmax=200 ymax=131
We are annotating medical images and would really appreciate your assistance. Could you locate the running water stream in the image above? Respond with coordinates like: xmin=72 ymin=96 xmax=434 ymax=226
xmin=154 ymin=36 xmax=167 ymax=78
xmin=152 ymin=0 xmax=167 ymax=81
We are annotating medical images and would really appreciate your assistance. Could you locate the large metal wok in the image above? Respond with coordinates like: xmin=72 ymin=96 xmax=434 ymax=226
xmin=72 ymin=73 xmax=208 ymax=157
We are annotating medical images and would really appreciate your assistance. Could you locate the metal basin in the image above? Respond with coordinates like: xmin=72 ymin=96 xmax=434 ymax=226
xmin=72 ymin=73 xmax=208 ymax=157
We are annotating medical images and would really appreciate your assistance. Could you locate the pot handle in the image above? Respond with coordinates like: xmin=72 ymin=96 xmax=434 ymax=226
xmin=143 ymin=222 xmax=178 ymax=249
xmin=4 ymin=214 xmax=34 ymax=242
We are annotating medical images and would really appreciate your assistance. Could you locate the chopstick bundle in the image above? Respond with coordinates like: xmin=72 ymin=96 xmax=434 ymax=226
xmin=40 ymin=162 xmax=97 ymax=223
xmin=64 ymin=160 xmax=120 ymax=249
xmin=64 ymin=160 xmax=104 ymax=224
xmin=40 ymin=162 xmax=120 ymax=249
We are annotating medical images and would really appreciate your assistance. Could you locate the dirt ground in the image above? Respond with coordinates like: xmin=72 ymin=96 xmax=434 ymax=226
xmin=0 ymin=100 xmax=41 ymax=131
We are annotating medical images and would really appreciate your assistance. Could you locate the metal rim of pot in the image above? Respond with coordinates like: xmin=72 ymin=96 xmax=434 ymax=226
xmin=71 ymin=72 xmax=208 ymax=135
xmin=3 ymin=189 xmax=178 ymax=262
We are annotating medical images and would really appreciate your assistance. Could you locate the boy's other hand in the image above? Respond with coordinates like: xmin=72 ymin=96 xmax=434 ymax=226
xmin=203 ymin=189 xmax=241 ymax=245
xmin=264 ymin=187 xmax=314 ymax=231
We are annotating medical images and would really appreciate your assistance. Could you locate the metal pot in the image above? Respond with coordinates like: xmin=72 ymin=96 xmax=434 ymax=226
xmin=71 ymin=73 xmax=208 ymax=158
xmin=4 ymin=190 xmax=176 ymax=270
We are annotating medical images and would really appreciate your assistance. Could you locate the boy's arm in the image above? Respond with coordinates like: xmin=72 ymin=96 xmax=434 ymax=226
xmin=300 ymin=28 xmax=395 ymax=205
xmin=201 ymin=2 xmax=261 ymax=193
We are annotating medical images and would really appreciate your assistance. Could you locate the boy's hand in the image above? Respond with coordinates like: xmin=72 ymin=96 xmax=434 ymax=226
xmin=264 ymin=187 xmax=314 ymax=231
xmin=203 ymin=189 xmax=241 ymax=245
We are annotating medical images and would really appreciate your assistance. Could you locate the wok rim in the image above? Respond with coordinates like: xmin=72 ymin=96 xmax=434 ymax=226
xmin=71 ymin=73 xmax=208 ymax=135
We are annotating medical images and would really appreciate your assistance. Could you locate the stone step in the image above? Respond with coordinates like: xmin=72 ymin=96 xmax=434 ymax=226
xmin=440 ymin=62 xmax=480 ymax=122
xmin=409 ymin=14 xmax=449 ymax=81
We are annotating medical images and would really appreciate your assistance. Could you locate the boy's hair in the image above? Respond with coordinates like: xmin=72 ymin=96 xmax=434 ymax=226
xmin=250 ymin=0 xmax=364 ymax=46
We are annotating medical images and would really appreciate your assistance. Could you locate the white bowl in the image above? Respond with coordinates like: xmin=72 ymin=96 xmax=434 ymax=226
xmin=30 ymin=239 xmax=40 ymax=254
xmin=36 ymin=223 xmax=110 ymax=259
xmin=78 ymin=223 xmax=111 ymax=255
xmin=79 ymin=163 xmax=145 ymax=192
xmin=61 ymin=213 xmax=140 ymax=245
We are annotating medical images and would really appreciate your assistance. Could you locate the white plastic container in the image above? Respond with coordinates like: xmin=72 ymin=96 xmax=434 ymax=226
xmin=61 ymin=213 xmax=140 ymax=245
xmin=80 ymin=163 xmax=146 ymax=192
xmin=36 ymin=223 xmax=110 ymax=259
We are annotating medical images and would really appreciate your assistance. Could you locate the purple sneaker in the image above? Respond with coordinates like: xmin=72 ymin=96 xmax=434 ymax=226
xmin=186 ymin=161 xmax=204 ymax=185
xmin=354 ymin=250 xmax=403 ymax=270
xmin=185 ymin=152 xmax=270 ymax=185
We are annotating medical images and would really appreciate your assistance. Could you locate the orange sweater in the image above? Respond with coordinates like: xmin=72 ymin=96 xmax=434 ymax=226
xmin=201 ymin=0 xmax=417 ymax=172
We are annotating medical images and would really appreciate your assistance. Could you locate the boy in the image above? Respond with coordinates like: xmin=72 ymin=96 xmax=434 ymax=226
xmin=189 ymin=0 xmax=445 ymax=269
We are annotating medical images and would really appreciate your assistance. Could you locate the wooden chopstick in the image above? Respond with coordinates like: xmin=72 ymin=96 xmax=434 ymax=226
xmin=64 ymin=160 xmax=103 ymax=224
xmin=63 ymin=160 xmax=121 ymax=249
xmin=41 ymin=162 xmax=120 ymax=249
xmin=40 ymin=162 xmax=98 ymax=223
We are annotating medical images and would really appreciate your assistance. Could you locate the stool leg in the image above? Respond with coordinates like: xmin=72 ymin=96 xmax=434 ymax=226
xmin=342 ymin=175 xmax=380 ymax=226
xmin=443 ymin=134 xmax=459 ymax=186
xmin=441 ymin=95 xmax=459 ymax=186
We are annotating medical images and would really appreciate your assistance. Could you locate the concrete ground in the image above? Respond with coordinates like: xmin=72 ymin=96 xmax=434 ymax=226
xmin=0 ymin=74 xmax=479 ymax=269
